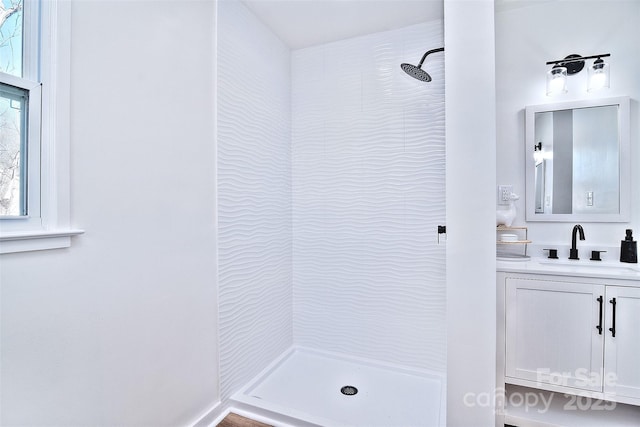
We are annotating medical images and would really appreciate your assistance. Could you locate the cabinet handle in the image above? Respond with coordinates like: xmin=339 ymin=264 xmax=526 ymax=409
xmin=609 ymin=297 xmax=617 ymax=338
xmin=596 ymin=296 xmax=603 ymax=335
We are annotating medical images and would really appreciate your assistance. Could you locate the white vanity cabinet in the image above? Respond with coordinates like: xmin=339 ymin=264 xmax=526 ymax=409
xmin=505 ymin=278 xmax=605 ymax=392
xmin=603 ymin=286 xmax=640 ymax=401
xmin=497 ymin=264 xmax=640 ymax=427
xmin=505 ymin=278 xmax=640 ymax=400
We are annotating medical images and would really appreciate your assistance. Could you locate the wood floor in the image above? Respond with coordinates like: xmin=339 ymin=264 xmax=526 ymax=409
xmin=217 ymin=413 xmax=272 ymax=427
xmin=217 ymin=414 xmax=520 ymax=427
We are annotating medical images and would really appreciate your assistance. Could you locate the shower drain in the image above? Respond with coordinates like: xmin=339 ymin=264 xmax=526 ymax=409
xmin=340 ymin=385 xmax=358 ymax=396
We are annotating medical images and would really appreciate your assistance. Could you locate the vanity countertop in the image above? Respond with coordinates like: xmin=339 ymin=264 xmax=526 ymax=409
xmin=497 ymin=257 xmax=640 ymax=281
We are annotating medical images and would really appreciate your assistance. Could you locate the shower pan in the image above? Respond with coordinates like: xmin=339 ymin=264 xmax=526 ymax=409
xmin=216 ymin=0 xmax=446 ymax=425
xmin=232 ymin=347 xmax=446 ymax=427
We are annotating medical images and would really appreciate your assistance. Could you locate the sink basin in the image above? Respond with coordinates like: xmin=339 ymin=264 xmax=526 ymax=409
xmin=537 ymin=259 xmax=640 ymax=273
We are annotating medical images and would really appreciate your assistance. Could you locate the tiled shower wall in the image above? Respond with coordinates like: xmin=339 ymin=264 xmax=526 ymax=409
xmin=218 ymin=0 xmax=446 ymax=399
xmin=291 ymin=22 xmax=446 ymax=372
xmin=217 ymin=0 xmax=292 ymax=400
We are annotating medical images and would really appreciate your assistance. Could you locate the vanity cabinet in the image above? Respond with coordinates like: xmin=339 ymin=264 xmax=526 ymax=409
xmin=497 ymin=267 xmax=640 ymax=427
xmin=506 ymin=278 xmax=640 ymax=400
xmin=505 ymin=278 xmax=604 ymax=392
xmin=603 ymin=286 xmax=640 ymax=401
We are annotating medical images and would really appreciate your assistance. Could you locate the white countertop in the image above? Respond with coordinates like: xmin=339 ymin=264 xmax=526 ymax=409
xmin=497 ymin=257 xmax=640 ymax=281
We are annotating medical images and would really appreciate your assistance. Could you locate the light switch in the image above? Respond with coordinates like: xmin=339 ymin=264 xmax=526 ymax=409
xmin=587 ymin=191 xmax=594 ymax=206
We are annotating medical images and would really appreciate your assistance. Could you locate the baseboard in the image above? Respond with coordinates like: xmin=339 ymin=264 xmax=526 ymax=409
xmin=191 ymin=401 xmax=302 ymax=427
xmin=225 ymin=403 xmax=313 ymax=427
xmin=189 ymin=400 xmax=226 ymax=427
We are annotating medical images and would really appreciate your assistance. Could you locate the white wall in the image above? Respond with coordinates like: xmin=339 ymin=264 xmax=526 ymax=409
xmin=445 ymin=0 xmax=496 ymax=425
xmin=291 ymin=22 xmax=446 ymax=371
xmin=496 ymin=1 xmax=640 ymax=252
xmin=216 ymin=0 xmax=293 ymax=402
xmin=0 ymin=1 xmax=219 ymax=424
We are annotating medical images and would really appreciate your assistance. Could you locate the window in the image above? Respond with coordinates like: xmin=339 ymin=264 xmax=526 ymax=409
xmin=1 ymin=0 xmax=31 ymax=218
xmin=0 ymin=0 xmax=81 ymax=254
xmin=0 ymin=73 xmax=41 ymax=219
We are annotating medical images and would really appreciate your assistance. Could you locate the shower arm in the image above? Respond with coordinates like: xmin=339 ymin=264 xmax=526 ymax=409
xmin=417 ymin=47 xmax=444 ymax=68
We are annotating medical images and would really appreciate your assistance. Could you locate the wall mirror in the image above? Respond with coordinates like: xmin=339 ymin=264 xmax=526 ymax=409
xmin=525 ymin=96 xmax=630 ymax=222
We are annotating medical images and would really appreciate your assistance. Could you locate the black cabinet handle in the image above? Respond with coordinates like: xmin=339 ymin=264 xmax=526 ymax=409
xmin=597 ymin=296 xmax=603 ymax=335
xmin=609 ymin=298 xmax=617 ymax=337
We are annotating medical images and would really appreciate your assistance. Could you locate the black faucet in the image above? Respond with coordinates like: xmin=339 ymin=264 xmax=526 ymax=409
xmin=569 ymin=224 xmax=585 ymax=260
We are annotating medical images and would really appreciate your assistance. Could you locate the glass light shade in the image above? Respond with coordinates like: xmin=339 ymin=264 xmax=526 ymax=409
xmin=588 ymin=61 xmax=610 ymax=92
xmin=546 ymin=67 xmax=567 ymax=96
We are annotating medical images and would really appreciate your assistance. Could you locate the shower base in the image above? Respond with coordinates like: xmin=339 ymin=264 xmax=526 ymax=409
xmin=231 ymin=346 xmax=446 ymax=427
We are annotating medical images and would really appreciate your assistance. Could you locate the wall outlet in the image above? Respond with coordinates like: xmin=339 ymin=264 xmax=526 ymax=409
xmin=498 ymin=185 xmax=513 ymax=205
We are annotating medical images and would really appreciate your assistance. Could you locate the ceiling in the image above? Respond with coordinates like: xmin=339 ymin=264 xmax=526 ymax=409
xmin=238 ymin=0 xmax=552 ymax=50
xmin=240 ymin=0 xmax=444 ymax=49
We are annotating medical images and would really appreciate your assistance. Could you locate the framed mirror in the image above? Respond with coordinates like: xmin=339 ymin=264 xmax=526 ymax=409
xmin=525 ymin=96 xmax=630 ymax=222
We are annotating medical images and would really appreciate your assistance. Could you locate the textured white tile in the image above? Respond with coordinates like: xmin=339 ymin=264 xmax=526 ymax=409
xmin=219 ymin=0 xmax=446 ymax=398
xmin=217 ymin=0 xmax=293 ymax=401
xmin=292 ymin=21 xmax=446 ymax=372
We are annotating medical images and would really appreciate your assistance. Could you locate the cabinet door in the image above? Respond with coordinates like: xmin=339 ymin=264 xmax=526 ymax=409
xmin=604 ymin=286 xmax=640 ymax=400
xmin=505 ymin=278 xmax=604 ymax=391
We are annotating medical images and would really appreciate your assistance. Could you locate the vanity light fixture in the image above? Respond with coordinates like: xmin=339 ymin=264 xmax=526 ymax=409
xmin=546 ymin=53 xmax=610 ymax=95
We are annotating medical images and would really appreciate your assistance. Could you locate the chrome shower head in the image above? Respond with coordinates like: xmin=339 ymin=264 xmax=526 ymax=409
xmin=401 ymin=47 xmax=444 ymax=82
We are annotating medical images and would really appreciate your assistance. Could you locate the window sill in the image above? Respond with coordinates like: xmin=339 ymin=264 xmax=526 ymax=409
xmin=0 ymin=229 xmax=84 ymax=254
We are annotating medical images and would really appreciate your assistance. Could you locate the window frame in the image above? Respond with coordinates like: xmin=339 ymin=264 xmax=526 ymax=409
xmin=0 ymin=0 xmax=83 ymax=254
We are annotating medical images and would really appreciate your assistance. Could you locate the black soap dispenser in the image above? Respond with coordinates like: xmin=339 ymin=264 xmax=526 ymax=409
xmin=620 ymin=229 xmax=638 ymax=263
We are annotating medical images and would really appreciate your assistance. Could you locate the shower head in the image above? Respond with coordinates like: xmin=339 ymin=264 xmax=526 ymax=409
xmin=401 ymin=63 xmax=432 ymax=82
xmin=401 ymin=47 xmax=444 ymax=82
